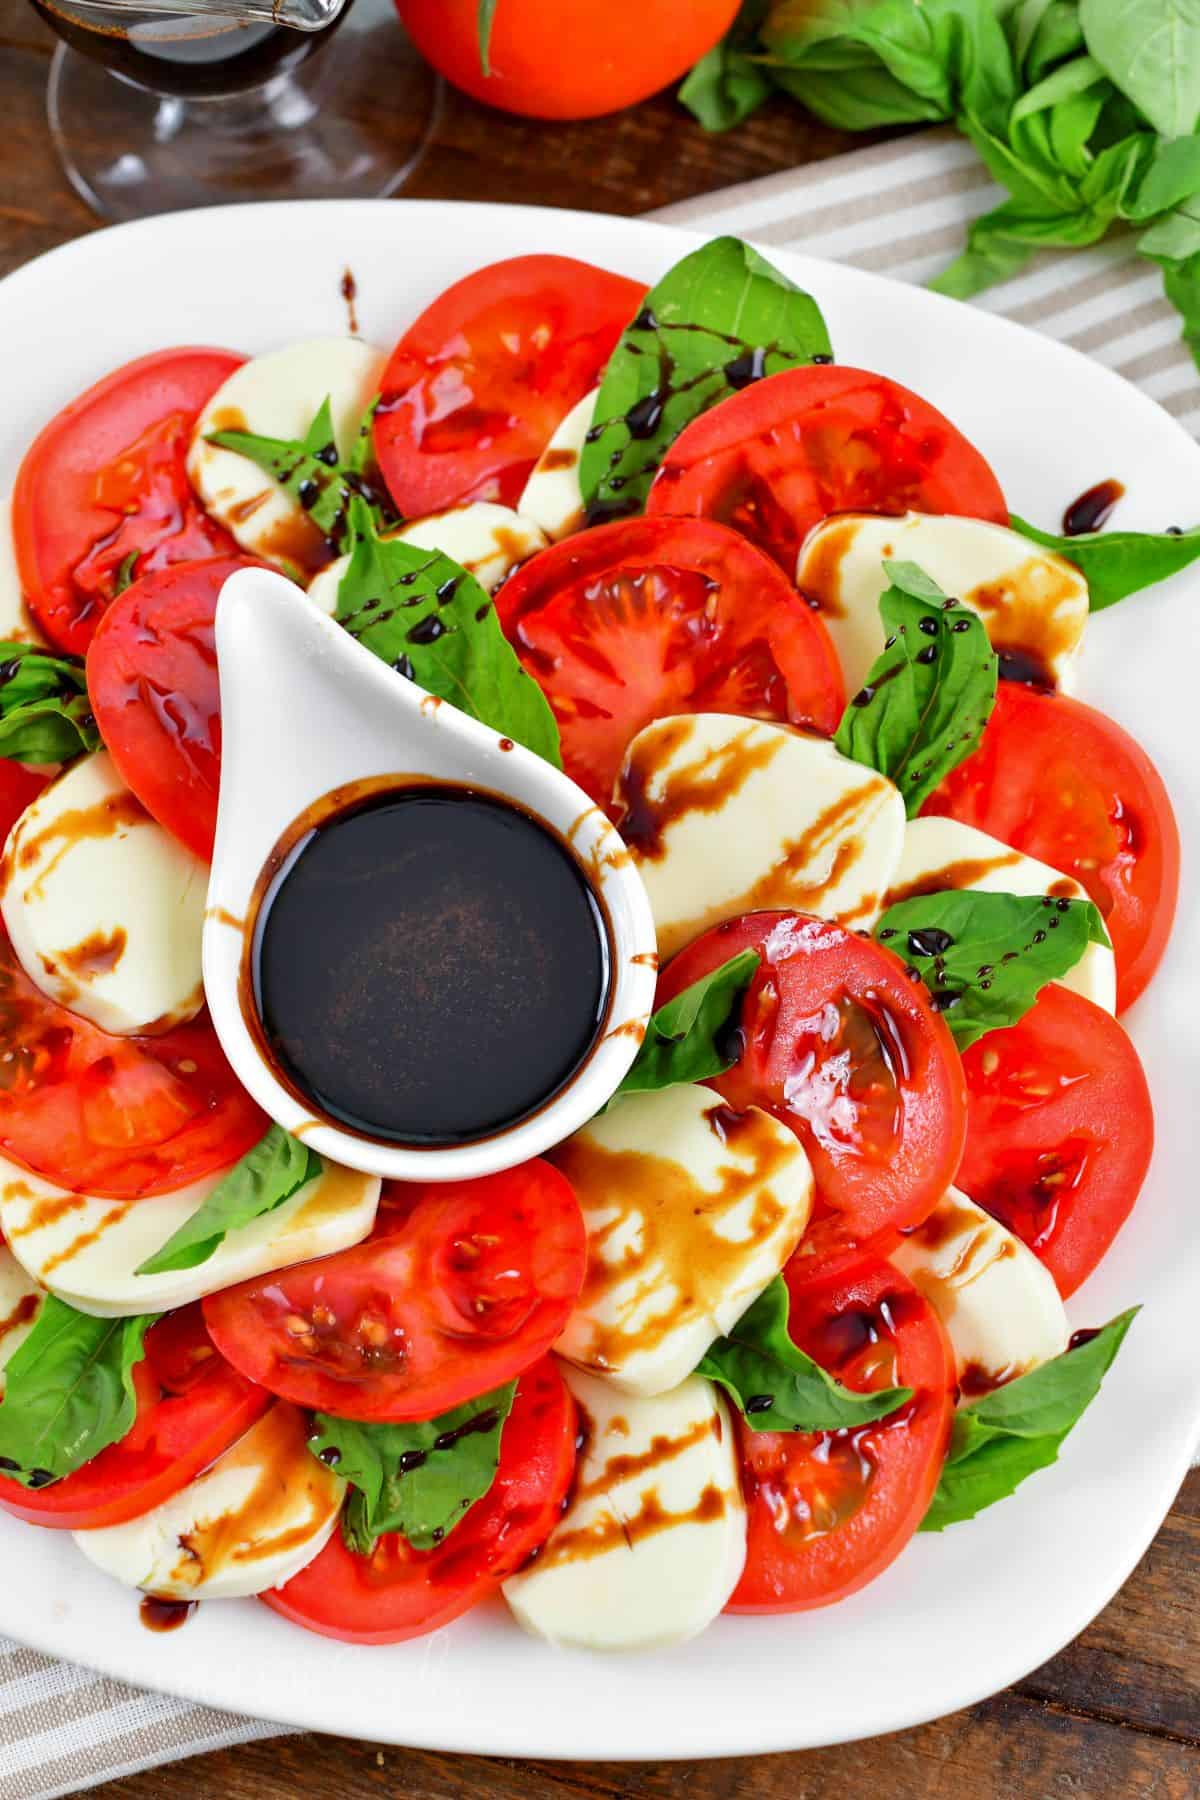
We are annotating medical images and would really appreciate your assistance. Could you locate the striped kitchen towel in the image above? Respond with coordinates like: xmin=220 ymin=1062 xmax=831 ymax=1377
xmin=3 ymin=123 xmax=1196 ymax=1800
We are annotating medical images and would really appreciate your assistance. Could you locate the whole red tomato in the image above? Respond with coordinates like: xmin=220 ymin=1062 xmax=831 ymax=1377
xmin=395 ymin=0 xmax=741 ymax=119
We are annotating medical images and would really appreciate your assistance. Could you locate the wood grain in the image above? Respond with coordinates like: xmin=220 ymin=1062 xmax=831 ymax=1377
xmin=0 ymin=6 xmax=1196 ymax=1793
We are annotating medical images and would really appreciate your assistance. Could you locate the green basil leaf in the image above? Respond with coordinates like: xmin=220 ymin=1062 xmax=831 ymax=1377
xmin=680 ymin=0 xmax=773 ymax=129
xmin=771 ymin=53 xmax=945 ymax=129
xmin=874 ymin=890 xmax=1110 ymax=1051
xmin=0 ymin=1299 xmax=156 ymax=1488
xmin=1080 ymin=0 xmax=1200 ymax=139
xmin=1128 ymin=133 xmax=1200 ymax=221
xmin=113 ymin=550 xmax=140 ymax=597
xmin=921 ymin=1308 xmax=1137 ymax=1530
xmin=579 ymin=235 xmax=832 ymax=522
xmin=833 ymin=559 xmax=998 ymax=817
xmin=312 ymin=1382 xmax=516 ymax=1554
xmin=135 ymin=1125 xmax=322 ymax=1276
xmin=207 ymin=396 xmax=396 ymax=551
xmin=613 ymin=950 xmax=760 ymax=1101
xmin=1009 ymin=52 xmax=1105 ymax=124
xmin=698 ymin=1277 xmax=912 ymax=1432
xmin=335 ymin=498 xmax=561 ymax=766
xmin=477 ymin=0 xmax=498 ymax=74
xmin=1014 ymin=0 xmax=1086 ymax=83
xmin=0 ymin=641 xmax=100 ymax=762
xmin=1010 ymin=511 xmax=1200 ymax=610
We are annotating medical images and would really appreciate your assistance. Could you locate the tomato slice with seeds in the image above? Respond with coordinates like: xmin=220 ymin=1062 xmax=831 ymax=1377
xmin=373 ymin=255 xmax=645 ymax=517
xmin=0 ymin=926 xmax=265 ymax=1198
xmin=0 ymin=1304 xmax=268 ymax=1530
xmin=262 ymin=1355 xmax=576 ymax=1644
xmin=496 ymin=516 xmax=846 ymax=806
xmin=203 ymin=1164 xmax=587 ymax=1422
xmin=658 ymin=912 xmax=967 ymax=1273
xmin=13 ymin=349 xmax=244 ymax=655
xmin=956 ymin=982 xmax=1153 ymax=1299
xmin=645 ymin=364 xmax=1008 ymax=576
xmin=923 ymin=682 xmax=1179 ymax=1014
xmin=729 ymin=1257 xmax=953 ymax=1612
xmin=86 ymin=555 xmax=267 ymax=862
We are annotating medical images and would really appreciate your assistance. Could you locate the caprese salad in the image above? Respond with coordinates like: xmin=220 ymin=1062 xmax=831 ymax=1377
xmin=0 ymin=234 xmax=1188 ymax=1653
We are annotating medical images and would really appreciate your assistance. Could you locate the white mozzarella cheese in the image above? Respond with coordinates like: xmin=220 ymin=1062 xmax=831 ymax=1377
xmin=891 ymin=1186 xmax=1069 ymax=1399
xmin=617 ymin=714 xmax=905 ymax=960
xmin=0 ymin=495 xmax=45 ymax=645
xmin=503 ymin=1368 xmax=745 ymax=1651
xmin=0 ymin=752 xmax=207 ymax=1035
xmin=552 ymin=1084 xmax=812 ymax=1396
xmin=880 ymin=816 xmax=1116 ymax=1012
xmin=73 ymin=1403 xmax=342 ymax=1599
xmin=187 ymin=339 xmax=385 ymax=575
xmin=305 ymin=502 xmax=546 ymax=616
xmin=797 ymin=511 xmax=1089 ymax=698
xmin=516 ymin=388 xmax=596 ymax=540
xmin=0 ymin=1151 xmax=379 ymax=1316
xmin=0 ymin=1246 xmax=43 ymax=1394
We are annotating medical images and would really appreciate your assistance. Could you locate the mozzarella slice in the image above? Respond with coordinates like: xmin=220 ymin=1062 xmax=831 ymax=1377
xmin=188 ymin=338 xmax=385 ymax=576
xmin=892 ymin=1186 xmax=1069 ymax=1399
xmin=880 ymin=816 xmax=1116 ymax=1012
xmin=0 ymin=1152 xmax=379 ymax=1316
xmin=797 ymin=512 xmax=1089 ymax=698
xmin=0 ymin=1247 xmax=43 ymax=1394
xmin=617 ymin=714 xmax=905 ymax=960
xmin=306 ymin=502 xmax=546 ymax=616
xmin=0 ymin=752 xmax=206 ymax=1035
xmin=0 ymin=496 xmax=45 ymax=645
xmin=503 ymin=1368 xmax=745 ymax=1651
xmin=73 ymin=1403 xmax=342 ymax=1599
xmin=552 ymin=1084 xmax=812 ymax=1396
xmin=516 ymin=389 xmax=596 ymax=541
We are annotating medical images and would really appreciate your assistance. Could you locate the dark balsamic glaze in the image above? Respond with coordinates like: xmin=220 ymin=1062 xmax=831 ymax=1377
xmin=251 ymin=783 xmax=610 ymax=1146
xmin=1062 ymin=479 xmax=1125 ymax=537
xmin=140 ymin=1595 xmax=196 ymax=1633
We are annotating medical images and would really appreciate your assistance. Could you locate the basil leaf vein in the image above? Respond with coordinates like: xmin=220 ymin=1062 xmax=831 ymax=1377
xmin=611 ymin=950 xmax=760 ymax=1103
xmin=833 ymin=559 xmax=998 ymax=817
xmin=698 ymin=1277 xmax=912 ymax=1432
xmin=311 ymin=1382 xmax=517 ymax=1554
xmin=136 ymin=1125 xmax=322 ymax=1276
xmin=874 ymin=889 xmax=1110 ymax=1049
xmin=0 ymin=1298 xmax=156 ymax=1488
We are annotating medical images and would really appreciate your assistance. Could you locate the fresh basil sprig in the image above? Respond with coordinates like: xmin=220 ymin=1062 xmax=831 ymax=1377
xmin=0 ymin=1299 xmax=155 ymax=1489
xmin=310 ymin=1382 xmax=516 ymax=1555
xmin=207 ymin=396 xmax=397 ymax=553
xmin=0 ymin=641 xmax=100 ymax=762
xmin=580 ymin=235 xmax=832 ymax=522
xmin=875 ymin=890 xmax=1110 ymax=1050
xmin=1010 ymin=513 xmax=1200 ymax=612
xmin=611 ymin=950 xmax=759 ymax=1104
xmin=834 ymin=560 xmax=998 ymax=817
xmin=136 ymin=1125 xmax=322 ymax=1276
xmin=335 ymin=497 xmax=562 ymax=767
xmin=697 ymin=1277 xmax=913 ymax=1432
xmin=922 ymin=1309 xmax=1137 ymax=1531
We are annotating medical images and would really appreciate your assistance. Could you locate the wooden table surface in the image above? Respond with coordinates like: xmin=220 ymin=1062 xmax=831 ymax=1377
xmin=2 ymin=5 xmax=1198 ymax=1794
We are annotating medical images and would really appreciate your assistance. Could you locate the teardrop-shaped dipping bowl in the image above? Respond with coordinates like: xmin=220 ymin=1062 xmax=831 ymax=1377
xmin=203 ymin=567 xmax=658 ymax=1181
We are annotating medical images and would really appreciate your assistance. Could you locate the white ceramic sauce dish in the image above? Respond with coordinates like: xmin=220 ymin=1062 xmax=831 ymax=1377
xmin=202 ymin=564 xmax=658 ymax=1180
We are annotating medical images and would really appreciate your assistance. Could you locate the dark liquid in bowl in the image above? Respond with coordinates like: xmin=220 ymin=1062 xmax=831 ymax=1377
xmin=251 ymin=784 xmax=611 ymax=1146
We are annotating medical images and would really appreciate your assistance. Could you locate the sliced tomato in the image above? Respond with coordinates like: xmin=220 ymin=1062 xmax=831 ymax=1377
xmin=658 ymin=913 xmax=967 ymax=1273
xmin=374 ymin=255 xmax=645 ymax=517
xmin=645 ymin=364 xmax=1008 ymax=575
xmin=0 ymin=760 xmax=50 ymax=847
xmin=86 ymin=555 xmax=266 ymax=861
xmin=262 ymin=1355 xmax=576 ymax=1643
xmin=0 ymin=927 xmax=265 ymax=1197
xmin=957 ymin=982 xmax=1153 ymax=1299
xmin=0 ymin=1304 xmax=268 ymax=1529
xmin=204 ymin=1164 xmax=587 ymax=1421
xmin=923 ymin=683 xmax=1179 ymax=1014
xmin=729 ymin=1256 xmax=953 ymax=1611
xmin=496 ymin=517 xmax=846 ymax=805
xmin=12 ymin=349 xmax=243 ymax=655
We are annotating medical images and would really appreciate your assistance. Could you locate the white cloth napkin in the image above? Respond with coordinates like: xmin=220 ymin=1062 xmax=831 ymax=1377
xmin=3 ymin=126 xmax=1196 ymax=1800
